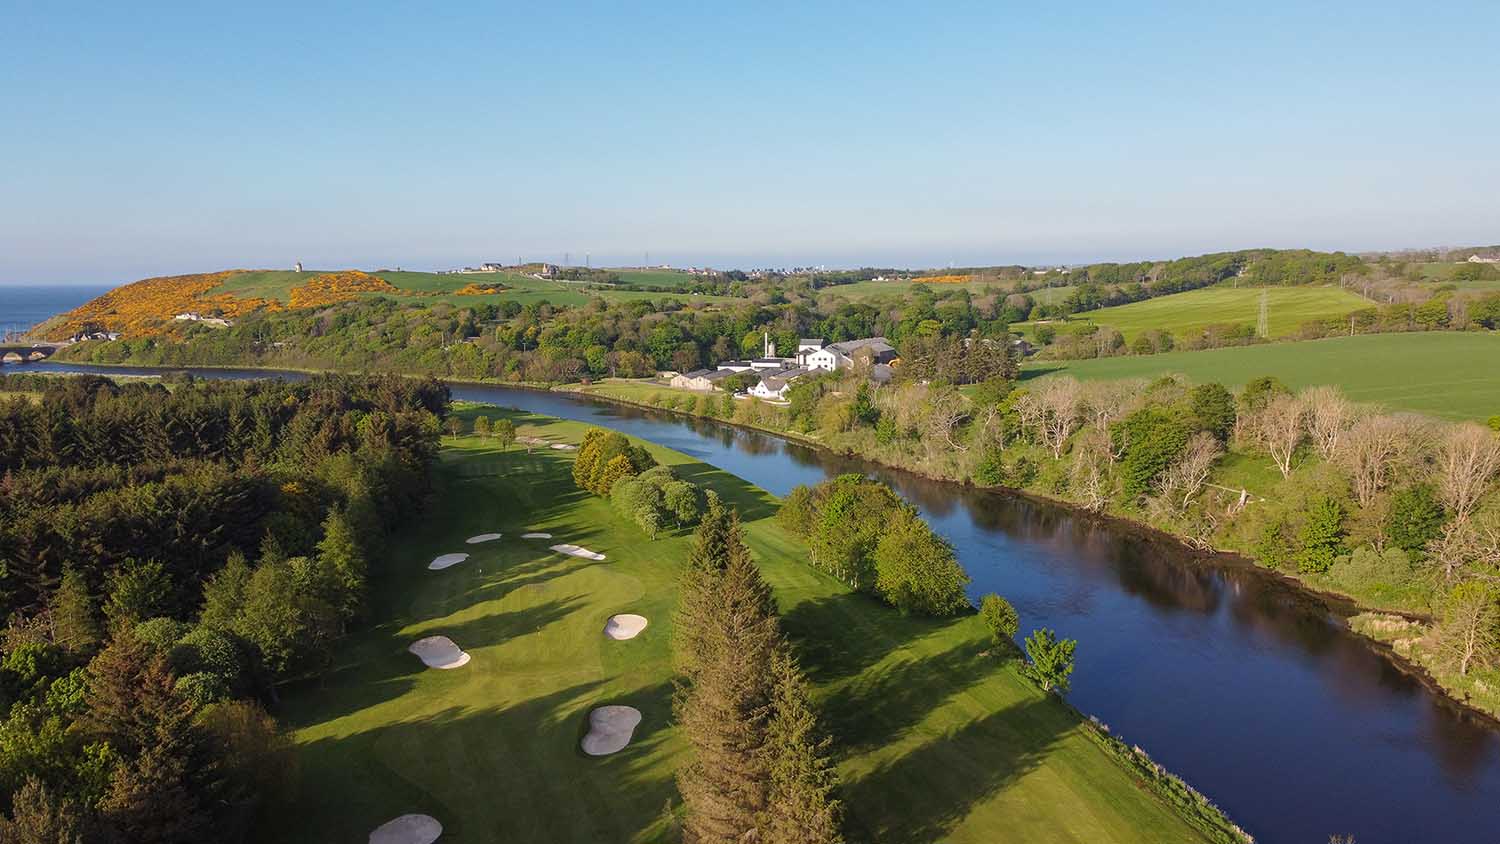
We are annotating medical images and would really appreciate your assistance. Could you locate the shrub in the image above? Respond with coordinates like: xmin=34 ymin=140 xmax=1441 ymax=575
xmin=1385 ymin=485 xmax=1446 ymax=557
xmin=1296 ymin=497 xmax=1347 ymax=574
xmin=979 ymin=594 xmax=1019 ymax=645
xmin=134 ymin=617 xmax=191 ymax=654
xmin=973 ymin=451 xmax=1005 ymax=487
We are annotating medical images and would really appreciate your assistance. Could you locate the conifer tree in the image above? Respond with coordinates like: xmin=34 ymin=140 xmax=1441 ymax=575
xmin=675 ymin=504 xmax=780 ymax=844
xmin=48 ymin=567 xmax=99 ymax=656
xmin=199 ymin=552 xmax=252 ymax=631
xmin=762 ymin=646 xmax=843 ymax=844
xmin=0 ymin=777 xmax=90 ymax=844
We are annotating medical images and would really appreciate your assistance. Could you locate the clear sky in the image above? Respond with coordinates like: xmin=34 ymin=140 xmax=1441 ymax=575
xmin=3 ymin=1 xmax=1497 ymax=284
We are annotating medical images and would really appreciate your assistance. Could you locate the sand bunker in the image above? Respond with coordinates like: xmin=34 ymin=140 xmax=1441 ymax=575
xmin=604 ymin=614 xmax=648 ymax=640
xmin=369 ymin=814 xmax=442 ymax=844
xmin=550 ymin=443 xmax=577 ymax=450
xmin=580 ymin=705 xmax=642 ymax=756
xmin=522 ymin=532 xmax=552 ymax=539
xmin=551 ymin=544 xmax=606 ymax=560
xmin=465 ymin=533 xmax=502 ymax=544
xmin=428 ymin=553 xmax=469 ymax=571
xmin=408 ymin=636 xmax=471 ymax=669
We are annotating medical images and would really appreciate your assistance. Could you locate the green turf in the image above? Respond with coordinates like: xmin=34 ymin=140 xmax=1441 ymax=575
xmin=1013 ymin=286 xmax=1370 ymax=343
xmin=263 ymin=409 xmax=1215 ymax=843
xmin=1026 ymin=331 xmax=1500 ymax=420
xmin=208 ymin=269 xmax=737 ymax=308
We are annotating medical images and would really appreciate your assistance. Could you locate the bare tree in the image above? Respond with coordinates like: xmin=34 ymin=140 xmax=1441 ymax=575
xmin=1435 ymin=581 xmax=1499 ymax=676
xmin=922 ymin=388 xmax=971 ymax=452
xmin=1255 ymin=394 xmax=1306 ymax=478
xmin=1301 ymin=385 xmax=1353 ymax=461
xmin=1035 ymin=378 xmax=1084 ymax=459
xmin=1426 ymin=513 xmax=1500 ymax=584
xmin=1437 ymin=423 xmax=1500 ymax=523
xmin=1154 ymin=432 xmax=1224 ymax=514
xmin=1337 ymin=413 xmax=1425 ymax=507
xmin=1082 ymin=379 xmax=1146 ymax=433
xmin=1069 ymin=426 xmax=1113 ymax=512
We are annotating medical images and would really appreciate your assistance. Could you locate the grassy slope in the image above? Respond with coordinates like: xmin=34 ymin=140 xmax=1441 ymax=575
xmin=263 ymin=409 xmax=1214 ymax=844
xmin=210 ymin=269 xmax=737 ymax=308
xmin=1026 ymin=331 xmax=1500 ymax=420
xmin=819 ymin=278 xmax=1028 ymax=302
xmin=1014 ymin=286 xmax=1370 ymax=342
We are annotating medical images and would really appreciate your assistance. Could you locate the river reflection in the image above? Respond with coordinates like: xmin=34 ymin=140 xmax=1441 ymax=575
xmin=33 ymin=364 xmax=1500 ymax=843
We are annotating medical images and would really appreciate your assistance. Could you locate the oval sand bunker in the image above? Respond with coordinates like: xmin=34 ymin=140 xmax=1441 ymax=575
xmin=428 ymin=553 xmax=469 ymax=571
xmin=581 ymin=705 xmax=642 ymax=756
xmin=552 ymin=544 xmax=605 ymax=560
xmin=522 ymin=532 xmax=552 ymax=539
xmin=408 ymin=636 xmax=471 ymax=669
xmin=370 ymin=814 xmax=442 ymax=844
xmin=604 ymin=614 xmax=648 ymax=640
xmin=465 ymin=533 xmax=502 ymax=544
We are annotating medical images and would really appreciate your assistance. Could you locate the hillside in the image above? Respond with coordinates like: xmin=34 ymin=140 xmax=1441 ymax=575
xmin=1010 ymin=286 xmax=1371 ymax=343
xmin=35 ymin=267 xmax=737 ymax=341
xmin=1025 ymin=331 xmax=1500 ymax=420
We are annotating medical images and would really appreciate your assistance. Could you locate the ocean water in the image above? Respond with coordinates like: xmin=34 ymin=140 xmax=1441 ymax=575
xmin=0 ymin=284 xmax=111 ymax=338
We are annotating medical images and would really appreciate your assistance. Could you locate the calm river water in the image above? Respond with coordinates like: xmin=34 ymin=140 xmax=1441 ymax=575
xmin=30 ymin=363 xmax=1500 ymax=843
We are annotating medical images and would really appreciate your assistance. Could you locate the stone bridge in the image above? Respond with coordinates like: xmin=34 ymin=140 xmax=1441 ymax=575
xmin=0 ymin=343 xmax=62 ymax=364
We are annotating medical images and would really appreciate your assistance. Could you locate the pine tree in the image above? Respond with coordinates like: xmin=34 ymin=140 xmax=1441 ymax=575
xmin=315 ymin=508 xmax=366 ymax=620
xmin=97 ymin=740 xmax=211 ymax=844
xmin=48 ymin=567 xmax=99 ymax=656
xmin=675 ymin=511 xmax=780 ymax=844
xmin=762 ymin=646 xmax=843 ymax=844
xmin=199 ymin=552 xmax=252 ymax=631
xmin=673 ymin=492 xmax=732 ymax=675
xmin=0 ymin=777 xmax=90 ymax=844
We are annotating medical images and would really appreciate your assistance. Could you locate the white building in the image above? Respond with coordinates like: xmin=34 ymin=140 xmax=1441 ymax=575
xmin=801 ymin=337 xmax=897 ymax=371
xmin=670 ymin=369 xmax=738 ymax=392
xmin=748 ymin=367 xmax=807 ymax=401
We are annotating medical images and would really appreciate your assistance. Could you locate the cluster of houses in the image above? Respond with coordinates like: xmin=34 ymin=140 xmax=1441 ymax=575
xmin=668 ymin=335 xmax=898 ymax=402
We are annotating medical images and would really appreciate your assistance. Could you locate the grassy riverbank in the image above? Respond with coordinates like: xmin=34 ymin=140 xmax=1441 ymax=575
xmin=261 ymin=407 xmax=1242 ymax=843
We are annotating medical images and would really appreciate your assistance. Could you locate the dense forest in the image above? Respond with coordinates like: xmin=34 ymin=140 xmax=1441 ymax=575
xmin=0 ymin=373 xmax=445 ymax=841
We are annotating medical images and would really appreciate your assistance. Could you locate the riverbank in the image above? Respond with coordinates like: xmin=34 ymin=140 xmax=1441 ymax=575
xmin=264 ymin=408 xmax=1247 ymax=843
xmin=28 ymin=361 xmax=1499 ymax=726
xmin=557 ymin=378 xmax=1500 ymax=726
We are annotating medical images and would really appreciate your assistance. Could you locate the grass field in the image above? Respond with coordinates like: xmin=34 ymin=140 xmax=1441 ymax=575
xmin=1012 ymin=286 xmax=1370 ymax=343
xmin=818 ymin=277 xmax=1033 ymax=302
xmin=1027 ymin=331 xmax=1500 ymax=421
xmin=263 ymin=409 xmax=1217 ymax=843
xmin=209 ymin=269 xmax=737 ymax=308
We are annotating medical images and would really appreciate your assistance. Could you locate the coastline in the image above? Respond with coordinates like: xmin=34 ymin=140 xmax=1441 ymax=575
xmin=21 ymin=358 xmax=1498 ymax=727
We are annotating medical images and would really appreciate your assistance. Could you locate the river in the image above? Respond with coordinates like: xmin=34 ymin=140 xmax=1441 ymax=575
xmin=30 ymin=362 xmax=1500 ymax=843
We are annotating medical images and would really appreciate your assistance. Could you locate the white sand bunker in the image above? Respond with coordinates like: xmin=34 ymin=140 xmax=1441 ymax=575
xmin=428 ymin=553 xmax=469 ymax=570
xmin=552 ymin=544 xmax=606 ymax=560
xmin=605 ymin=614 xmax=649 ymax=640
xmin=580 ymin=705 xmax=642 ymax=756
xmin=522 ymin=532 xmax=552 ymax=539
xmin=465 ymin=533 xmax=502 ymax=544
xmin=370 ymin=814 xmax=442 ymax=844
xmin=550 ymin=443 xmax=577 ymax=450
xmin=408 ymin=636 xmax=471 ymax=669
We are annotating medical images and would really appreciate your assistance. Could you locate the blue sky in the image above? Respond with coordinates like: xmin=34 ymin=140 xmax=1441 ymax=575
xmin=2 ymin=1 xmax=1497 ymax=284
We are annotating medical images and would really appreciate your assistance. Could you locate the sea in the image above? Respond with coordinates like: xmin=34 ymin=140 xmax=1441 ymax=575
xmin=0 ymin=284 xmax=112 ymax=339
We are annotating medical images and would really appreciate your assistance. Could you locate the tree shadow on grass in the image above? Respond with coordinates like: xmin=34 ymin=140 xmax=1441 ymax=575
xmin=670 ymin=461 xmax=780 ymax=522
xmin=267 ymin=677 xmax=683 ymax=844
xmin=778 ymin=592 xmax=952 ymax=684
xmin=842 ymin=697 xmax=1070 ymax=842
xmin=820 ymin=638 xmax=998 ymax=756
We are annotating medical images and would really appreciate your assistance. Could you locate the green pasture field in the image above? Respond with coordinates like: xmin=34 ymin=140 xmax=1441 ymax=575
xmin=817 ymin=277 xmax=1027 ymax=302
xmin=1011 ymin=286 xmax=1370 ymax=343
xmin=1026 ymin=331 xmax=1500 ymax=421
xmin=263 ymin=409 xmax=1218 ymax=843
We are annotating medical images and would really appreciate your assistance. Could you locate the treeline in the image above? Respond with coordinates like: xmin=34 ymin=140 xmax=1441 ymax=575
xmin=670 ymin=494 xmax=842 ymax=843
xmin=0 ymin=373 xmax=445 ymax=841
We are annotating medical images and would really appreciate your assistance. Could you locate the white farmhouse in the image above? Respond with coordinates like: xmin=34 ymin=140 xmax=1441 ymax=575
xmin=747 ymin=367 xmax=807 ymax=401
